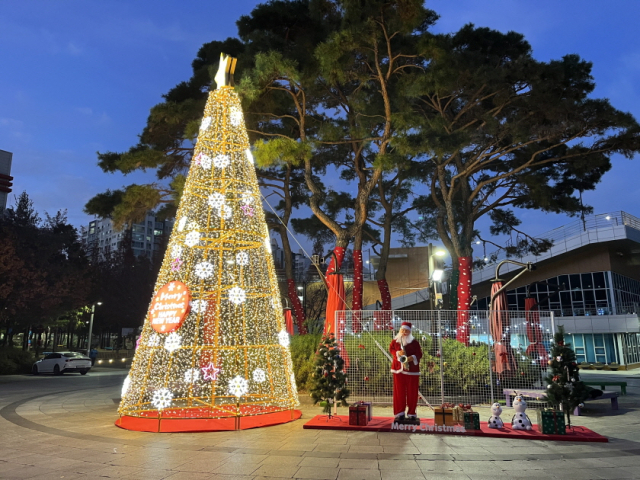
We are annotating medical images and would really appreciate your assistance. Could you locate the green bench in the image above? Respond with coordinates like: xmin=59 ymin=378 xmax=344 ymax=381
xmin=584 ymin=381 xmax=627 ymax=395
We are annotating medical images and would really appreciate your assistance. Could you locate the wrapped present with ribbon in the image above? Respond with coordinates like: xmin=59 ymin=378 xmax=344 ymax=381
xmin=452 ymin=405 xmax=464 ymax=424
xmin=536 ymin=409 xmax=565 ymax=435
xmin=434 ymin=405 xmax=456 ymax=426
xmin=463 ymin=411 xmax=480 ymax=430
xmin=349 ymin=402 xmax=368 ymax=426
xmin=360 ymin=401 xmax=372 ymax=421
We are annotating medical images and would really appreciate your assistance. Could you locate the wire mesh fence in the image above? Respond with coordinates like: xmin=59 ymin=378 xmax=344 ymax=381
xmin=339 ymin=309 xmax=555 ymax=407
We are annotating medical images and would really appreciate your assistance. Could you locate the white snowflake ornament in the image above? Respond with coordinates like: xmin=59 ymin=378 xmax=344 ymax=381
xmin=190 ymin=299 xmax=208 ymax=314
xmin=164 ymin=332 xmax=181 ymax=353
xmin=228 ymin=286 xmax=246 ymax=305
xmin=208 ymin=193 xmax=225 ymax=209
xmin=194 ymin=261 xmax=214 ymax=279
xmin=171 ymin=244 xmax=183 ymax=258
xmin=228 ymin=376 xmax=249 ymax=398
xmin=185 ymin=231 xmax=200 ymax=247
xmin=198 ymin=153 xmax=213 ymax=169
xmin=229 ymin=107 xmax=243 ymax=126
xmin=184 ymin=368 xmax=200 ymax=383
xmin=213 ymin=154 xmax=230 ymax=168
xmin=278 ymin=330 xmax=290 ymax=347
xmin=147 ymin=333 xmax=161 ymax=347
xmin=177 ymin=217 xmax=187 ymax=232
xmin=236 ymin=251 xmax=249 ymax=266
xmin=253 ymin=368 xmax=267 ymax=383
xmin=200 ymin=116 xmax=212 ymax=131
xmin=241 ymin=191 xmax=255 ymax=205
xmin=152 ymin=388 xmax=173 ymax=410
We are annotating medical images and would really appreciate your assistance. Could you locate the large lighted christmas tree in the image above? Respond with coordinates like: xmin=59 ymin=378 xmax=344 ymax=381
xmin=116 ymin=55 xmax=300 ymax=432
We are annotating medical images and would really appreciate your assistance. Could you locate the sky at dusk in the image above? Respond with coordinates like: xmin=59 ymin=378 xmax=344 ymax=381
xmin=1 ymin=1 xmax=639 ymax=252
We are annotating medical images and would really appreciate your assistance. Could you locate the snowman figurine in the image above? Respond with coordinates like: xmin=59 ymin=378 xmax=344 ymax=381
xmin=488 ymin=403 xmax=504 ymax=429
xmin=511 ymin=395 xmax=532 ymax=430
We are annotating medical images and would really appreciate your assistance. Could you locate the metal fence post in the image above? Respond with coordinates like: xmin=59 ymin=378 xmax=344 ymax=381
xmin=437 ymin=309 xmax=444 ymax=405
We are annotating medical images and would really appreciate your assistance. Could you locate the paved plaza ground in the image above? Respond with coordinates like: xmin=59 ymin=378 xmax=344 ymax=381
xmin=1 ymin=368 xmax=640 ymax=480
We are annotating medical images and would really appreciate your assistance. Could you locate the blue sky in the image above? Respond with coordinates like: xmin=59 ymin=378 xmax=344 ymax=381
xmin=1 ymin=1 xmax=639 ymax=249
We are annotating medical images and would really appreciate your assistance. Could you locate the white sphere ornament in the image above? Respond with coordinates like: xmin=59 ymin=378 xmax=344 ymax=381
xmin=184 ymin=368 xmax=200 ymax=383
xmin=185 ymin=231 xmax=200 ymax=248
xmin=228 ymin=376 xmax=249 ymax=398
xmin=152 ymin=388 xmax=173 ymax=410
xmin=208 ymin=192 xmax=225 ymax=209
xmin=121 ymin=375 xmax=131 ymax=398
xmin=194 ymin=261 xmax=214 ymax=279
xmin=253 ymin=368 xmax=267 ymax=383
xmin=278 ymin=330 xmax=290 ymax=347
xmin=228 ymin=286 xmax=246 ymax=305
xmin=236 ymin=251 xmax=249 ymax=266
xmin=190 ymin=299 xmax=208 ymax=314
xmin=200 ymin=116 xmax=212 ymax=131
xmin=164 ymin=332 xmax=182 ymax=353
xmin=177 ymin=217 xmax=187 ymax=232
xmin=213 ymin=154 xmax=230 ymax=168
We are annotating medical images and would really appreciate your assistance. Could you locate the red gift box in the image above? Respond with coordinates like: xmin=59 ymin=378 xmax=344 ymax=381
xmin=348 ymin=403 xmax=368 ymax=426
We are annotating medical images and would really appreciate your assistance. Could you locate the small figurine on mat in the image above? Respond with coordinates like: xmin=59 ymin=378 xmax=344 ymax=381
xmin=488 ymin=403 xmax=504 ymax=429
xmin=511 ymin=395 xmax=533 ymax=430
xmin=389 ymin=322 xmax=422 ymax=425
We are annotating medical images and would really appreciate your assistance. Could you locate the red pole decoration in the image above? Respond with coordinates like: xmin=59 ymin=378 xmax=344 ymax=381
xmin=284 ymin=309 xmax=294 ymax=335
xmin=456 ymin=256 xmax=472 ymax=345
xmin=324 ymin=247 xmax=349 ymax=366
xmin=286 ymin=279 xmax=307 ymax=334
xmin=378 ymin=278 xmax=392 ymax=310
xmin=374 ymin=278 xmax=393 ymax=331
xmin=352 ymin=250 xmax=363 ymax=333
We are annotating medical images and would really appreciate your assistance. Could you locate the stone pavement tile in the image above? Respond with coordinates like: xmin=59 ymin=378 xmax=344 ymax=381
xmin=381 ymin=446 xmax=421 ymax=454
xmin=451 ymin=454 xmax=498 ymax=462
xmin=223 ymin=453 xmax=269 ymax=463
xmin=377 ymin=453 xmax=414 ymax=460
xmin=305 ymin=451 xmax=339 ymax=458
xmin=234 ymin=447 xmax=272 ymax=455
xmin=339 ymin=452 xmax=378 ymax=459
xmin=262 ymin=455 xmax=305 ymax=466
xmin=584 ymin=467 xmax=640 ymax=479
xmin=211 ymin=461 xmax=262 ymax=476
xmin=299 ymin=456 xmax=340 ymax=468
xmin=280 ymin=443 xmax=318 ymax=451
xmin=414 ymin=454 xmax=454 ymax=461
xmin=599 ymin=455 xmax=640 ymax=467
xmin=87 ymin=465 xmax=148 ymax=479
xmin=172 ymin=457 xmax=221 ymax=473
xmin=416 ymin=460 xmax=464 ymax=472
xmin=254 ymin=477 xmax=295 ymax=480
xmin=252 ymin=463 xmax=301 ymax=478
xmin=312 ymin=444 xmax=346 ymax=452
xmin=347 ymin=445 xmax=383 ymax=453
xmin=345 ymin=437 xmax=379 ymax=445
xmin=380 ymin=471 xmax=426 ymax=480
xmin=338 ymin=458 xmax=379 ymax=469
xmin=378 ymin=459 xmax=421 ymax=470
xmin=497 ymin=460 xmax=546 ymax=470
xmin=295 ymin=466 xmax=340 ymax=479
xmin=337 ymin=468 xmax=382 ymax=480
xmin=0 ymin=448 xmax=40 ymax=460
xmin=165 ymin=472 xmax=234 ymax=480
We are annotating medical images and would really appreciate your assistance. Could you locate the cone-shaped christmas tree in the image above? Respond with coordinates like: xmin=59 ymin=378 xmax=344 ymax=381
xmin=116 ymin=54 xmax=300 ymax=432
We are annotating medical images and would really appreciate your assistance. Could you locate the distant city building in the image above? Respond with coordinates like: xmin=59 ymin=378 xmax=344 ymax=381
xmin=82 ymin=213 xmax=174 ymax=260
xmin=0 ymin=150 xmax=13 ymax=215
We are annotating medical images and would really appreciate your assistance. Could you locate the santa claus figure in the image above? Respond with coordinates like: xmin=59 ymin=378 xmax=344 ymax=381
xmin=390 ymin=321 xmax=422 ymax=424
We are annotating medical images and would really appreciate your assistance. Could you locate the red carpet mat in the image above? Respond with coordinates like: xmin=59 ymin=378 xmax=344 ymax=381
xmin=304 ymin=415 xmax=607 ymax=442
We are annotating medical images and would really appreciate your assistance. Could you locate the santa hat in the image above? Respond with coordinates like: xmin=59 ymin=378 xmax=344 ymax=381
xmin=400 ymin=322 xmax=412 ymax=331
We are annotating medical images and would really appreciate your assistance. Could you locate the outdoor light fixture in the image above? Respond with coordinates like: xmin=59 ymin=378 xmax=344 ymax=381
xmin=431 ymin=269 xmax=444 ymax=281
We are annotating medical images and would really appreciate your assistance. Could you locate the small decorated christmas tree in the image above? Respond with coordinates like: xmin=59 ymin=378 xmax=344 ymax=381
xmin=543 ymin=325 xmax=589 ymax=427
xmin=310 ymin=333 xmax=349 ymax=415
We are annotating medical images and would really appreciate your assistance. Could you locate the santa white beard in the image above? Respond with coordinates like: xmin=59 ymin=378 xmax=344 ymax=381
xmin=394 ymin=332 xmax=414 ymax=345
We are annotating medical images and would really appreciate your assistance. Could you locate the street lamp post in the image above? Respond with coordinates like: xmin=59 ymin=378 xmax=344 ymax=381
xmin=87 ymin=302 xmax=102 ymax=355
xmin=428 ymin=243 xmax=446 ymax=310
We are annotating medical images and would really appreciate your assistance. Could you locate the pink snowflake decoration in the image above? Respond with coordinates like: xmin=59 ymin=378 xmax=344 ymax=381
xmin=171 ymin=258 xmax=183 ymax=272
xmin=201 ymin=363 xmax=221 ymax=381
xmin=240 ymin=204 xmax=255 ymax=217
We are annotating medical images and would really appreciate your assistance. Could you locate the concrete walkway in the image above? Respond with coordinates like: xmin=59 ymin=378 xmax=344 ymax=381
xmin=0 ymin=368 xmax=639 ymax=479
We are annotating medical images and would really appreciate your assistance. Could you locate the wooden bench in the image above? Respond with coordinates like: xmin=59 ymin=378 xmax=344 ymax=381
xmin=583 ymin=381 xmax=627 ymax=395
xmin=503 ymin=388 xmax=619 ymax=416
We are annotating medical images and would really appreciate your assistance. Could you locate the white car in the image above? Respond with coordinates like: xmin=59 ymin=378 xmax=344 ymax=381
xmin=32 ymin=351 xmax=92 ymax=375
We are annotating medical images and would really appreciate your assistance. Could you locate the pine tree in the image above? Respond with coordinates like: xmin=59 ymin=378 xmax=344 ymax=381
xmin=117 ymin=55 xmax=299 ymax=431
xmin=543 ymin=325 xmax=589 ymax=428
xmin=310 ymin=333 xmax=349 ymax=415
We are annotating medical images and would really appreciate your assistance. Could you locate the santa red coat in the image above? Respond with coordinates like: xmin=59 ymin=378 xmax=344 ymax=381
xmin=389 ymin=338 xmax=422 ymax=375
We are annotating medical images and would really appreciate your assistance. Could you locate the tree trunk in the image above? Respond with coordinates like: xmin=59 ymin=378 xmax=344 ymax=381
xmin=456 ymin=256 xmax=473 ymax=345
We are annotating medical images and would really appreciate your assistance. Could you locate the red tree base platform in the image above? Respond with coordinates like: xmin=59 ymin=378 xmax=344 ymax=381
xmin=116 ymin=408 xmax=302 ymax=432
xmin=304 ymin=415 xmax=607 ymax=442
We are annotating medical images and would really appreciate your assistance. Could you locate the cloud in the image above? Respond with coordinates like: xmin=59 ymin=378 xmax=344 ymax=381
xmin=0 ymin=117 xmax=23 ymax=128
xmin=76 ymin=107 xmax=93 ymax=115
xmin=66 ymin=42 xmax=83 ymax=55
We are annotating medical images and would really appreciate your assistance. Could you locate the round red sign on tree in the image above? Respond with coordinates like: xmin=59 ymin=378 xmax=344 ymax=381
xmin=149 ymin=281 xmax=191 ymax=333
